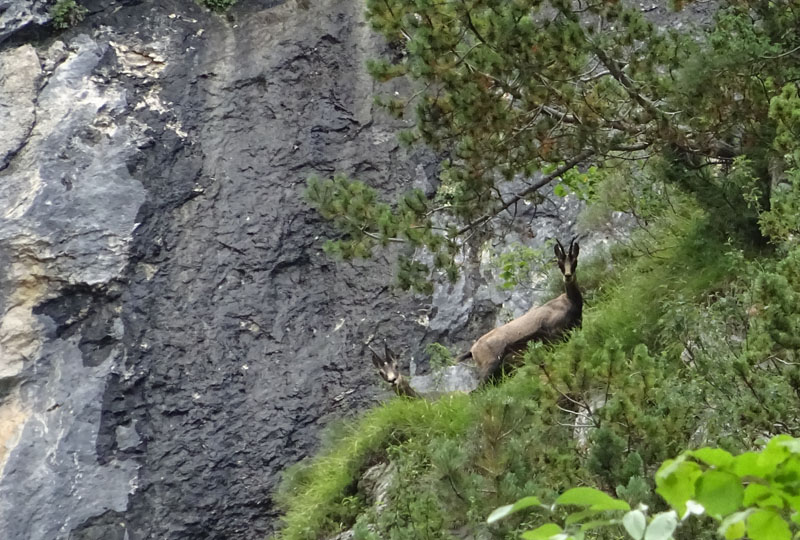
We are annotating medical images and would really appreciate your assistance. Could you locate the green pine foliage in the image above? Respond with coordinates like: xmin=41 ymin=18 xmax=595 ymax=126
xmin=278 ymin=181 xmax=800 ymax=539
xmin=285 ymin=1 xmax=800 ymax=538
xmin=306 ymin=0 xmax=800 ymax=290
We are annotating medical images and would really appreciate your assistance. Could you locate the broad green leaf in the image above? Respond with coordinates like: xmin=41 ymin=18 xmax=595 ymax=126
xmin=555 ymin=487 xmax=629 ymax=511
xmin=690 ymin=448 xmax=734 ymax=468
xmin=757 ymin=440 xmax=791 ymax=473
xmin=695 ymin=471 xmax=743 ymax=517
xmin=521 ymin=523 xmax=563 ymax=540
xmin=622 ymin=510 xmax=647 ymax=540
xmin=487 ymin=496 xmax=542 ymax=524
xmin=746 ymin=509 xmax=791 ymax=540
xmin=722 ymin=520 xmax=745 ymax=540
xmin=580 ymin=519 xmax=616 ymax=532
xmin=743 ymin=484 xmax=784 ymax=509
xmin=656 ymin=456 xmax=687 ymax=480
xmin=776 ymin=437 xmax=800 ymax=454
xmin=644 ymin=511 xmax=678 ymax=540
xmin=718 ymin=510 xmax=753 ymax=540
xmin=565 ymin=509 xmax=602 ymax=526
xmin=733 ymin=452 xmax=773 ymax=478
xmin=655 ymin=460 xmax=701 ymax=517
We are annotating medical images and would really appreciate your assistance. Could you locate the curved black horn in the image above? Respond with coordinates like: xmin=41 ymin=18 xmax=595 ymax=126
xmin=368 ymin=344 xmax=383 ymax=368
xmin=384 ymin=342 xmax=397 ymax=362
xmin=554 ymin=238 xmax=566 ymax=258
xmin=569 ymin=236 xmax=580 ymax=258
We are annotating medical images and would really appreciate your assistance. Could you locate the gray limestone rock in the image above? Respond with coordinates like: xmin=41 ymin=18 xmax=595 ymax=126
xmin=0 ymin=0 xmax=50 ymax=45
xmin=409 ymin=364 xmax=480 ymax=396
xmin=0 ymin=44 xmax=41 ymax=170
xmin=0 ymin=25 xmax=147 ymax=540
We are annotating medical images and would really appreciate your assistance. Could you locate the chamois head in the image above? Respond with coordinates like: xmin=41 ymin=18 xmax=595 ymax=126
xmin=554 ymin=238 xmax=580 ymax=284
xmin=370 ymin=343 xmax=401 ymax=386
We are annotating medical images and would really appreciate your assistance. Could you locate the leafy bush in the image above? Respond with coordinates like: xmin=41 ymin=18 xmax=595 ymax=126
xmin=490 ymin=434 xmax=800 ymax=540
xmin=50 ymin=0 xmax=87 ymax=29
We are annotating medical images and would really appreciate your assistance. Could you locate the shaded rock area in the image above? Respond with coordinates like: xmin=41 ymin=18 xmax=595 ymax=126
xmin=0 ymin=0 xmax=50 ymax=45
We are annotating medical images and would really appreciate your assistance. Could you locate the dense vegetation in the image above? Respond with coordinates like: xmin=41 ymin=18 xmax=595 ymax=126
xmin=278 ymin=181 xmax=799 ymax=538
xmin=279 ymin=0 xmax=800 ymax=538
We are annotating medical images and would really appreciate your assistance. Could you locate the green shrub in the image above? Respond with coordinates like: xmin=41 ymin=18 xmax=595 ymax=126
xmin=50 ymin=0 xmax=87 ymax=29
xmin=490 ymin=434 xmax=800 ymax=540
xmin=198 ymin=0 xmax=236 ymax=13
xmin=277 ymin=178 xmax=800 ymax=539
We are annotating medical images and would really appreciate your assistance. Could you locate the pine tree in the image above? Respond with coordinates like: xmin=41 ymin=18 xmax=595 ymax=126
xmin=307 ymin=0 xmax=800 ymax=289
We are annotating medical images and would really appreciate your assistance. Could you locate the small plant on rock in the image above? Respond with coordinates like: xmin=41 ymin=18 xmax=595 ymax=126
xmin=50 ymin=0 xmax=87 ymax=29
xmin=198 ymin=0 xmax=236 ymax=12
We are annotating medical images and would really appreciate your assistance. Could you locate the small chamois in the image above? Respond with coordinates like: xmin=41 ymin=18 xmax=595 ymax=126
xmin=371 ymin=344 xmax=420 ymax=398
xmin=461 ymin=237 xmax=583 ymax=381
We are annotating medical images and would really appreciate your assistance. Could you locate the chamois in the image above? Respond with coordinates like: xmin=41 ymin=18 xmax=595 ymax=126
xmin=370 ymin=344 xmax=479 ymax=398
xmin=462 ymin=238 xmax=583 ymax=381
xmin=371 ymin=344 xmax=420 ymax=398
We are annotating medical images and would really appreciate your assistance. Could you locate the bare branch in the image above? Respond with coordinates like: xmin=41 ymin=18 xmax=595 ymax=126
xmin=456 ymin=149 xmax=594 ymax=236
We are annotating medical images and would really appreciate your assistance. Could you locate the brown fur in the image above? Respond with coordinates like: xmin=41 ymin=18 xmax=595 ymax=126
xmin=468 ymin=238 xmax=583 ymax=381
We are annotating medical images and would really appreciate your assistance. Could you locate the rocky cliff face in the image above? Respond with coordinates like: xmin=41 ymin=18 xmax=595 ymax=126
xmin=0 ymin=1 xmax=587 ymax=538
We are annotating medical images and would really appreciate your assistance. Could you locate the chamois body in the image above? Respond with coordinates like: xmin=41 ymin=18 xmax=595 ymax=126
xmin=468 ymin=239 xmax=583 ymax=381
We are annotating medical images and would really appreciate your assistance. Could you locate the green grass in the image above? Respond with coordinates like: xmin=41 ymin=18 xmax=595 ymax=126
xmin=275 ymin=395 xmax=474 ymax=539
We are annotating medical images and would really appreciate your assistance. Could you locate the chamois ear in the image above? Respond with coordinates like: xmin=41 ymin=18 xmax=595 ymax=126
xmin=554 ymin=239 xmax=566 ymax=260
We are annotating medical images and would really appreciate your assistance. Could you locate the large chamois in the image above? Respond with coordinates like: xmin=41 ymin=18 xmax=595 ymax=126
xmin=461 ymin=238 xmax=583 ymax=381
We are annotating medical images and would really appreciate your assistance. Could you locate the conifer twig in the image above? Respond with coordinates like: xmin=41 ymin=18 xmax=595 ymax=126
xmin=456 ymin=149 xmax=594 ymax=236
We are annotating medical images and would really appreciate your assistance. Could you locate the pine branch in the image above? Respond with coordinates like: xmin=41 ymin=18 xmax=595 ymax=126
xmin=456 ymin=149 xmax=594 ymax=236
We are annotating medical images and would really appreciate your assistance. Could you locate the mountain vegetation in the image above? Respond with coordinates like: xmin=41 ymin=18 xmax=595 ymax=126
xmin=278 ymin=0 xmax=800 ymax=538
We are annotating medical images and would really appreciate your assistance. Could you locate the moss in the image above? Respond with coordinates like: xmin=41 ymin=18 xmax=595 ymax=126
xmin=198 ymin=0 xmax=236 ymax=13
xmin=275 ymin=395 xmax=473 ymax=539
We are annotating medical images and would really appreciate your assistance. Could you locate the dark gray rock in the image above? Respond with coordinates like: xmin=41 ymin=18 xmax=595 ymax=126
xmin=0 ymin=0 xmax=50 ymax=45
